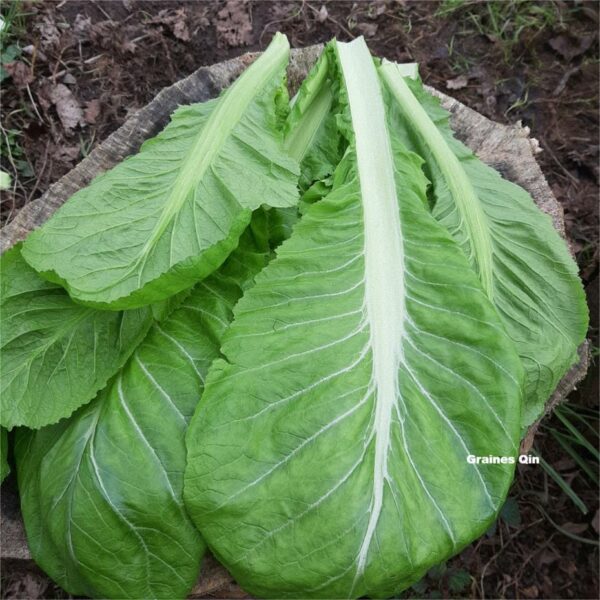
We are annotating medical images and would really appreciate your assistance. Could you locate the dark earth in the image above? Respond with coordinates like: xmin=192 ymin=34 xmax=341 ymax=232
xmin=0 ymin=1 xmax=598 ymax=599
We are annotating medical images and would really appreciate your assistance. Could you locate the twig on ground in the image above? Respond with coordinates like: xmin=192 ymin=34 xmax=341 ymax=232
xmin=305 ymin=2 xmax=356 ymax=39
xmin=91 ymin=0 xmax=112 ymax=22
xmin=25 ymin=84 xmax=44 ymax=124
xmin=52 ymin=54 xmax=104 ymax=79
xmin=479 ymin=518 xmax=544 ymax=599
xmin=540 ymin=138 xmax=580 ymax=186
xmin=27 ymin=140 xmax=50 ymax=204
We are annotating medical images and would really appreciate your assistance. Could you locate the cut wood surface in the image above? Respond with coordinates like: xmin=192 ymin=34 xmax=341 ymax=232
xmin=0 ymin=45 xmax=589 ymax=595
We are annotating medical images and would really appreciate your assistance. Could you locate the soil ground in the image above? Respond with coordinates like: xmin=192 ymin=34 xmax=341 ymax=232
xmin=0 ymin=1 xmax=598 ymax=599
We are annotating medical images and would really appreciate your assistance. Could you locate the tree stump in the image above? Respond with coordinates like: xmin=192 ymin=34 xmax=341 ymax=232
xmin=0 ymin=44 xmax=589 ymax=597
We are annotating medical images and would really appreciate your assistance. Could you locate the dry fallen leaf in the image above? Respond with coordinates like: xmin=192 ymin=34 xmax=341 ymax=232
xmin=446 ymin=74 xmax=469 ymax=90
xmin=50 ymin=84 xmax=86 ymax=132
xmin=558 ymin=559 xmax=578 ymax=576
xmin=522 ymin=585 xmax=539 ymax=599
xmin=535 ymin=548 xmax=559 ymax=568
xmin=172 ymin=18 xmax=190 ymax=41
xmin=549 ymin=33 xmax=595 ymax=61
xmin=372 ymin=1 xmax=388 ymax=17
xmin=189 ymin=555 xmax=232 ymax=597
xmin=120 ymin=39 xmax=138 ymax=54
xmin=4 ymin=61 xmax=34 ymax=89
xmin=53 ymin=144 xmax=80 ymax=164
xmin=3 ymin=572 xmax=48 ymax=600
xmin=189 ymin=554 xmax=251 ymax=599
xmin=357 ymin=22 xmax=378 ymax=37
xmin=73 ymin=13 xmax=92 ymax=38
xmin=150 ymin=8 xmax=191 ymax=42
xmin=216 ymin=0 xmax=253 ymax=48
xmin=560 ymin=521 xmax=588 ymax=535
xmin=553 ymin=457 xmax=576 ymax=471
xmin=35 ymin=15 xmax=61 ymax=50
xmin=83 ymin=99 xmax=101 ymax=124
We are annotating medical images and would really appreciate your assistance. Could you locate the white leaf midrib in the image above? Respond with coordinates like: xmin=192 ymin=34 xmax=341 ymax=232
xmin=136 ymin=35 xmax=289 ymax=271
xmin=336 ymin=38 xmax=406 ymax=578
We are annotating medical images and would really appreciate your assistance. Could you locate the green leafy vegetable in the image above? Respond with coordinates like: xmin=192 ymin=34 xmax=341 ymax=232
xmin=448 ymin=568 xmax=472 ymax=593
xmin=0 ymin=245 xmax=152 ymax=430
xmin=2 ymin=33 xmax=588 ymax=600
xmin=284 ymin=48 xmax=341 ymax=189
xmin=15 ymin=218 xmax=271 ymax=599
xmin=21 ymin=33 xmax=299 ymax=310
xmin=379 ymin=61 xmax=588 ymax=427
xmin=499 ymin=496 xmax=521 ymax=528
xmin=184 ymin=39 xmax=523 ymax=599
xmin=262 ymin=49 xmax=344 ymax=254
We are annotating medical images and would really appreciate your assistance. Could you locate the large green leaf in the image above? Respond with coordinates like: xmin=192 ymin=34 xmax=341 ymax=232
xmin=0 ymin=428 xmax=9 ymax=483
xmin=184 ymin=39 xmax=523 ymax=599
xmin=0 ymin=245 xmax=152 ymax=429
xmin=15 ymin=219 xmax=270 ymax=599
xmin=379 ymin=61 xmax=588 ymax=427
xmin=21 ymin=33 xmax=299 ymax=310
xmin=262 ymin=49 xmax=344 ymax=252
xmin=284 ymin=47 xmax=341 ymax=190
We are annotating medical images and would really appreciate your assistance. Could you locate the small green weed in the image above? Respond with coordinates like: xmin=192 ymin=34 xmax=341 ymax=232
xmin=536 ymin=402 xmax=599 ymax=516
xmin=0 ymin=0 xmax=27 ymax=82
xmin=1 ymin=0 xmax=36 ymax=191
xmin=436 ymin=0 xmax=564 ymax=63
xmin=0 ymin=126 xmax=33 ymax=178
xmin=403 ymin=562 xmax=472 ymax=598
xmin=1 ymin=0 xmax=30 ymax=64
xmin=1 ymin=0 xmax=29 ymax=42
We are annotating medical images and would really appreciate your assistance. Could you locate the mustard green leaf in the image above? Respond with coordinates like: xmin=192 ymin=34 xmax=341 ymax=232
xmin=0 ymin=245 xmax=152 ymax=430
xmin=284 ymin=47 xmax=341 ymax=190
xmin=15 ymin=219 xmax=271 ymax=599
xmin=21 ymin=33 xmax=299 ymax=310
xmin=184 ymin=39 xmax=523 ymax=599
xmin=379 ymin=61 xmax=588 ymax=428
